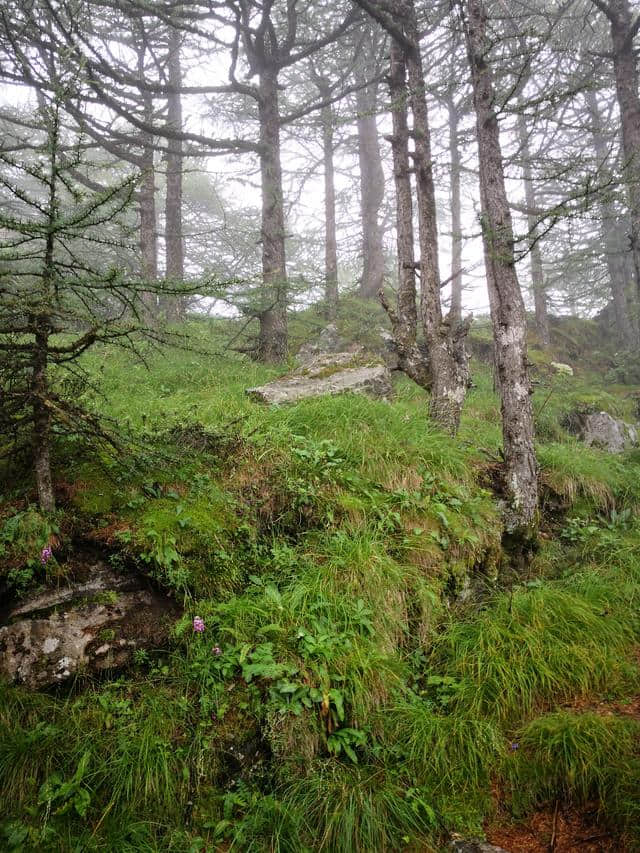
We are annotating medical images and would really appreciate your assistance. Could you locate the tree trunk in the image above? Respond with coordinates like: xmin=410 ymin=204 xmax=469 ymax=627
xmin=382 ymin=40 xmax=430 ymax=387
xmin=140 ymin=86 xmax=158 ymax=318
xmin=32 ymin=329 xmax=55 ymax=513
xmin=318 ymin=84 xmax=339 ymax=322
xmin=355 ymin=72 xmax=386 ymax=299
xmin=609 ymin=0 xmax=640 ymax=305
xmin=463 ymin=0 xmax=538 ymax=539
xmin=586 ymin=88 xmax=636 ymax=347
xmin=403 ymin=0 xmax=470 ymax=433
xmin=257 ymin=68 xmax=288 ymax=363
xmin=516 ymin=113 xmax=551 ymax=348
xmin=32 ymin=112 xmax=58 ymax=513
xmin=447 ymin=95 xmax=464 ymax=323
xmin=164 ymin=24 xmax=185 ymax=323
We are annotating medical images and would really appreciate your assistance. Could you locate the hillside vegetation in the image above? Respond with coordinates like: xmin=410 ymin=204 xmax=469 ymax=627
xmin=1 ymin=313 xmax=640 ymax=852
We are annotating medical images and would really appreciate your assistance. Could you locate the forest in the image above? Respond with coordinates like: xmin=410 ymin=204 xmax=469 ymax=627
xmin=1 ymin=0 xmax=640 ymax=850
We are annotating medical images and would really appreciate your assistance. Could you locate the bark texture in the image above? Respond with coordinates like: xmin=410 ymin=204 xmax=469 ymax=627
xmin=382 ymin=40 xmax=431 ymax=388
xmin=257 ymin=68 xmax=288 ymax=363
xmin=463 ymin=0 xmax=538 ymax=537
xmin=404 ymin=1 xmax=470 ymax=433
xmin=32 ymin=329 xmax=54 ymax=513
xmin=609 ymin=0 xmax=640 ymax=304
xmin=355 ymin=39 xmax=386 ymax=299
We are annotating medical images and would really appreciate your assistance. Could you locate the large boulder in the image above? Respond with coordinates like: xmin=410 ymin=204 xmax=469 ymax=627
xmin=246 ymin=350 xmax=393 ymax=405
xmin=580 ymin=411 xmax=638 ymax=453
xmin=0 ymin=559 xmax=179 ymax=689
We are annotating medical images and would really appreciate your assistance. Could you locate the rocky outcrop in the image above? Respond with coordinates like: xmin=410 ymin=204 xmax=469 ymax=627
xmin=0 ymin=560 xmax=179 ymax=689
xmin=577 ymin=411 xmax=638 ymax=453
xmin=246 ymin=350 xmax=393 ymax=405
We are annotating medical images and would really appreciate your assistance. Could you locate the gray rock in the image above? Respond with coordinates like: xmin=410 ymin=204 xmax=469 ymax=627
xmin=582 ymin=411 xmax=638 ymax=453
xmin=0 ymin=561 xmax=179 ymax=689
xmin=378 ymin=327 xmax=400 ymax=370
xmin=450 ymin=840 xmax=511 ymax=853
xmin=297 ymin=323 xmax=344 ymax=364
xmin=247 ymin=351 xmax=393 ymax=405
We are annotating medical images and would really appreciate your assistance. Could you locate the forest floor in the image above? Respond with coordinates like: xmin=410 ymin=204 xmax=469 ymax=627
xmin=1 ymin=312 xmax=640 ymax=852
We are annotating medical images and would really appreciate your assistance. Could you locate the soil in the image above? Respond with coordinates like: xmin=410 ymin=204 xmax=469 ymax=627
xmin=486 ymin=803 xmax=624 ymax=852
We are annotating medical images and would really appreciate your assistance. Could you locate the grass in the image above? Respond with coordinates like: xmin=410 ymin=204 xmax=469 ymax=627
xmin=509 ymin=711 xmax=640 ymax=835
xmin=432 ymin=571 xmax=639 ymax=722
xmin=281 ymin=763 xmax=437 ymax=852
xmin=2 ymin=313 xmax=640 ymax=849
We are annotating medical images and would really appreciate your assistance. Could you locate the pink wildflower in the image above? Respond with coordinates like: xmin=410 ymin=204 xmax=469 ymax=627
xmin=40 ymin=546 xmax=52 ymax=565
xmin=212 ymin=646 xmax=222 ymax=656
xmin=192 ymin=616 xmax=205 ymax=633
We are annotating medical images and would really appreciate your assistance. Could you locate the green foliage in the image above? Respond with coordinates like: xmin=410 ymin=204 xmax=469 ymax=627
xmin=3 ymin=321 xmax=640 ymax=850
xmin=281 ymin=763 xmax=438 ymax=852
xmin=606 ymin=350 xmax=640 ymax=385
xmin=508 ymin=712 xmax=640 ymax=834
xmin=432 ymin=574 xmax=638 ymax=722
xmin=0 ymin=508 xmax=60 ymax=592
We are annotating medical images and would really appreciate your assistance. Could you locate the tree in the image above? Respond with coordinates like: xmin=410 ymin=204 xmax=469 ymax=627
xmin=163 ymin=20 xmax=186 ymax=321
xmin=585 ymin=86 xmax=637 ymax=346
xmin=361 ymin=0 xmax=471 ymax=433
xmin=206 ymin=0 xmax=358 ymax=361
xmin=443 ymin=66 xmax=466 ymax=324
xmin=590 ymin=0 xmax=640 ymax=303
xmin=0 ymin=93 xmax=143 ymax=511
xmin=310 ymin=67 xmax=339 ymax=321
xmin=353 ymin=21 xmax=387 ymax=300
xmin=516 ymin=111 xmax=551 ymax=348
xmin=459 ymin=0 xmax=538 ymax=539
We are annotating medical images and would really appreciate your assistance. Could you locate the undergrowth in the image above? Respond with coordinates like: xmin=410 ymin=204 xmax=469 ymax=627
xmin=2 ymin=318 xmax=640 ymax=850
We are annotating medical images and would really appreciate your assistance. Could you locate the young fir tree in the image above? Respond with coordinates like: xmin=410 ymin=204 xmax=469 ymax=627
xmin=0 ymin=92 xmax=158 ymax=513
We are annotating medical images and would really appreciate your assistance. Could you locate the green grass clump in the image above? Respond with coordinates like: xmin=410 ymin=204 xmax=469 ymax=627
xmin=539 ymin=442 xmax=640 ymax=511
xmin=281 ymin=763 xmax=437 ymax=853
xmin=0 ymin=681 xmax=203 ymax=849
xmin=385 ymin=700 xmax=503 ymax=793
xmin=432 ymin=575 xmax=638 ymax=722
xmin=508 ymin=711 xmax=640 ymax=834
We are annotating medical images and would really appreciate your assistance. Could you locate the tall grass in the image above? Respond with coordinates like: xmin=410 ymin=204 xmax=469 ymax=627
xmin=432 ymin=574 xmax=638 ymax=722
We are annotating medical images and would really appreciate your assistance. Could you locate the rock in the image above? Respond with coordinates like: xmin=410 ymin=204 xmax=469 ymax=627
xmin=246 ymin=350 xmax=393 ymax=405
xmin=378 ymin=327 xmax=400 ymax=370
xmin=581 ymin=411 xmax=638 ymax=453
xmin=550 ymin=361 xmax=573 ymax=376
xmin=450 ymin=840 xmax=511 ymax=853
xmin=297 ymin=323 xmax=344 ymax=364
xmin=0 ymin=561 xmax=179 ymax=689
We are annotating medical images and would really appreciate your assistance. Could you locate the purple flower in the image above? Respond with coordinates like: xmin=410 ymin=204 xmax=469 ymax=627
xmin=212 ymin=646 xmax=222 ymax=656
xmin=510 ymin=742 xmax=519 ymax=751
xmin=40 ymin=545 xmax=52 ymax=565
xmin=193 ymin=616 xmax=205 ymax=633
